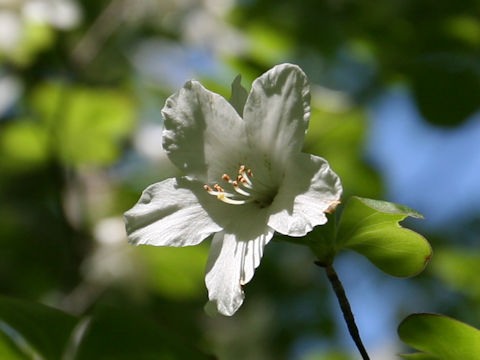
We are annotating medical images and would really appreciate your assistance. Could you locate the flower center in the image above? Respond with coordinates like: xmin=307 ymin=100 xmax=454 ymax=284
xmin=204 ymin=165 xmax=275 ymax=208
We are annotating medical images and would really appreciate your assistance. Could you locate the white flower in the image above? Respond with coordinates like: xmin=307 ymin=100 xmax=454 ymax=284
xmin=124 ymin=64 xmax=342 ymax=316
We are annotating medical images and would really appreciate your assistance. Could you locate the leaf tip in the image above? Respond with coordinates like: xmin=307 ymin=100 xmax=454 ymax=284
xmin=424 ymin=252 xmax=432 ymax=265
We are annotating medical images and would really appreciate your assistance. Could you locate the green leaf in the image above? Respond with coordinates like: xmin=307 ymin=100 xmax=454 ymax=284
xmin=71 ymin=305 xmax=213 ymax=360
xmin=0 ymin=121 xmax=50 ymax=170
xmin=0 ymin=295 xmax=78 ymax=360
xmin=301 ymin=349 xmax=351 ymax=360
xmin=432 ymin=248 xmax=480 ymax=298
xmin=135 ymin=244 xmax=208 ymax=300
xmin=3 ymin=23 xmax=55 ymax=66
xmin=399 ymin=353 xmax=440 ymax=359
xmin=247 ymin=24 xmax=292 ymax=64
xmin=336 ymin=197 xmax=431 ymax=277
xmin=0 ymin=331 xmax=29 ymax=360
xmin=31 ymin=82 xmax=136 ymax=166
xmin=398 ymin=313 xmax=480 ymax=360
xmin=305 ymin=105 xmax=382 ymax=199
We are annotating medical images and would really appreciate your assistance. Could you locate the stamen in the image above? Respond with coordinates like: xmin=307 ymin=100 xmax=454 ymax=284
xmin=233 ymin=185 xmax=251 ymax=197
xmin=217 ymin=193 xmax=251 ymax=205
xmin=237 ymin=165 xmax=254 ymax=186
xmin=234 ymin=173 xmax=251 ymax=190
xmin=223 ymin=174 xmax=251 ymax=195
xmin=203 ymin=164 xmax=273 ymax=207
xmin=205 ymin=184 xmax=235 ymax=198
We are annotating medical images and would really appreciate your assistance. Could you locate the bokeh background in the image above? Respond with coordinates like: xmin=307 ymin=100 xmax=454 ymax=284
xmin=1 ymin=0 xmax=480 ymax=359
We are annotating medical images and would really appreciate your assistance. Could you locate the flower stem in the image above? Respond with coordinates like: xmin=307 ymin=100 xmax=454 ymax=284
xmin=315 ymin=261 xmax=370 ymax=360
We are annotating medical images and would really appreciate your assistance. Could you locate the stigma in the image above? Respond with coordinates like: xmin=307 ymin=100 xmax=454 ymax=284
xmin=204 ymin=165 xmax=260 ymax=206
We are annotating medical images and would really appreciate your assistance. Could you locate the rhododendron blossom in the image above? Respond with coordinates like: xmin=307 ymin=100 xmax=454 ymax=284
xmin=124 ymin=64 xmax=342 ymax=316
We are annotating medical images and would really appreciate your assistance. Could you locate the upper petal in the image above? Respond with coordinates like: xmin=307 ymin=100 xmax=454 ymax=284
xmin=267 ymin=153 xmax=343 ymax=237
xmin=162 ymin=80 xmax=248 ymax=183
xmin=124 ymin=177 xmax=222 ymax=246
xmin=243 ymin=64 xmax=311 ymax=168
xmin=205 ymin=229 xmax=273 ymax=316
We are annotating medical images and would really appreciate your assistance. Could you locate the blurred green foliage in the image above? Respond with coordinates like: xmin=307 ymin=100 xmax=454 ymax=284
xmin=0 ymin=331 xmax=28 ymax=360
xmin=0 ymin=0 xmax=479 ymax=359
xmin=305 ymin=104 xmax=381 ymax=199
xmin=135 ymin=244 xmax=209 ymax=300
xmin=1 ymin=83 xmax=134 ymax=171
xmin=235 ymin=0 xmax=480 ymax=127
xmin=0 ymin=295 xmax=77 ymax=360
xmin=0 ymin=296 xmax=213 ymax=360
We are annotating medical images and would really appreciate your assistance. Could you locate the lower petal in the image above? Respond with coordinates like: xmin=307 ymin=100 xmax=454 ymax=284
xmin=124 ymin=178 xmax=222 ymax=247
xmin=205 ymin=229 xmax=273 ymax=316
xmin=268 ymin=153 xmax=343 ymax=237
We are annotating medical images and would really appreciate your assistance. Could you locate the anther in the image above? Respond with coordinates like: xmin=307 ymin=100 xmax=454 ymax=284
xmin=203 ymin=164 xmax=265 ymax=206
xmin=214 ymin=184 xmax=224 ymax=192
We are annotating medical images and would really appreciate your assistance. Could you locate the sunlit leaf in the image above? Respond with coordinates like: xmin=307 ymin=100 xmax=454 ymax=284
xmin=135 ymin=244 xmax=209 ymax=300
xmin=30 ymin=82 xmax=136 ymax=166
xmin=0 ymin=331 xmax=28 ymax=360
xmin=0 ymin=121 xmax=49 ymax=170
xmin=71 ymin=305 xmax=213 ymax=360
xmin=247 ymin=24 xmax=292 ymax=64
xmin=0 ymin=295 xmax=78 ymax=360
xmin=400 ymin=353 xmax=440 ymax=359
xmin=305 ymin=104 xmax=381 ymax=198
xmin=336 ymin=197 xmax=431 ymax=277
xmin=301 ymin=349 xmax=352 ymax=360
xmin=4 ymin=23 xmax=54 ymax=66
xmin=31 ymin=82 xmax=64 ymax=123
xmin=444 ymin=16 xmax=480 ymax=46
xmin=432 ymin=248 xmax=480 ymax=299
xmin=398 ymin=313 xmax=480 ymax=360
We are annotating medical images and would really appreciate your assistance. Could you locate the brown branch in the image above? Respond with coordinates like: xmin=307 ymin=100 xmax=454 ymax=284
xmin=316 ymin=261 xmax=370 ymax=360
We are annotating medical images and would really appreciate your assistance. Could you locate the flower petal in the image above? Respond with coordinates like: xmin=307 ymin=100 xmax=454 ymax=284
xmin=268 ymin=153 xmax=343 ymax=237
xmin=124 ymin=178 xmax=222 ymax=246
xmin=243 ymin=63 xmax=310 ymax=167
xmin=162 ymin=80 xmax=248 ymax=183
xmin=205 ymin=229 xmax=273 ymax=316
